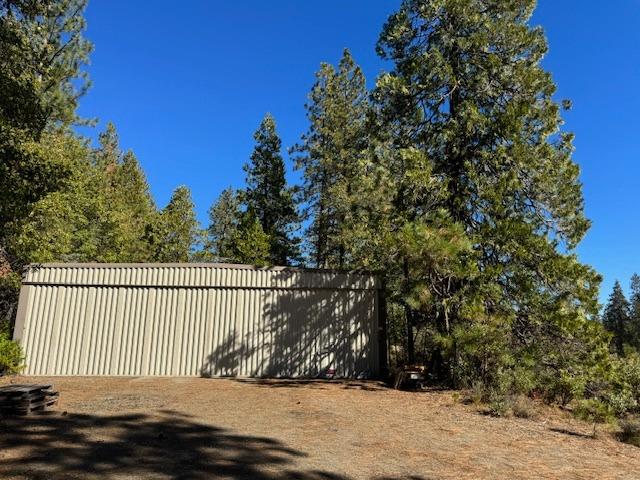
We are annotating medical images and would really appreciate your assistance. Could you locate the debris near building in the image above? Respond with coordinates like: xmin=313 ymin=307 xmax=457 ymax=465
xmin=0 ymin=384 xmax=59 ymax=415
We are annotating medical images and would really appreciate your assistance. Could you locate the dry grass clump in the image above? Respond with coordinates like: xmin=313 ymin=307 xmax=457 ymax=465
xmin=458 ymin=382 xmax=539 ymax=419
xmin=510 ymin=394 xmax=538 ymax=419
xmin=485 ymin=394 xmax=539 ymax=419
xmin=619 ymin=417 xmax=640 ymax=447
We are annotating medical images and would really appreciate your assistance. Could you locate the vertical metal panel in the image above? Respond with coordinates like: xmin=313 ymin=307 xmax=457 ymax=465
xmin=17 ymin=264 xmax=380 ymax=378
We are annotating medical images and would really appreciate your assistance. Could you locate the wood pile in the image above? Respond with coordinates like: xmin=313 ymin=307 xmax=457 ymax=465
xmin=0 ymin=384 xmax=59 ymax=415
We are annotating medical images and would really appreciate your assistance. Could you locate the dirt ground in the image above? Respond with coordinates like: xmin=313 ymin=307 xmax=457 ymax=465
xmin=0 ymin=377 xmax=639 ymax=479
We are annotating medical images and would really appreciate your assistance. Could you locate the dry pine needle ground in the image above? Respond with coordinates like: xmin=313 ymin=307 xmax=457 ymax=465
xmin=0 ymin=376 xmax=638 ymax=479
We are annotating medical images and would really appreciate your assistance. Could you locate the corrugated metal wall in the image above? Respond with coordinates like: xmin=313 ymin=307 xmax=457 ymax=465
xmin=14 ymin=264 xmax=381 ymax=378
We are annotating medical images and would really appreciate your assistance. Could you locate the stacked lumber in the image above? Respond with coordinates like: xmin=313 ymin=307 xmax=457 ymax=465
xmin=0 ymin=384 xmax=59 ymax=415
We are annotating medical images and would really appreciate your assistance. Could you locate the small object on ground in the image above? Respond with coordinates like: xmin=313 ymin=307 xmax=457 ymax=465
xmin=393 ymin=365 xmax=426 ymax=390
xmin=0 ymin=384 xmax=59 ymax=416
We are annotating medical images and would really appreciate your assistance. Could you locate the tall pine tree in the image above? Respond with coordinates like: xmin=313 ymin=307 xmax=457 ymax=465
xmin=373 ymin=0 xmax=605 ymax=388
xmin=1 ymin=0 xmax=92 ymax=251
xmin=204 ymin=187 xmax=242 ymax=262
xmin=10 ymin=123 xmax=157 ymax=263
xmin=231 ymin=210 xmax=271 ymax=267
xmin=293 ymin=49 xmax=370 ymax=268
xmin=110 ymin=151 xmax=157 ymax=260
xmin=244 ymin=114 xmax=299 ymax=265
xmin=148 ymin=186 xmax=199 ymax=263
xmin=603 ymin=281 xmax=632 ymax=356
xmin=629 ymin=274 xmax=640 ymax=350
xmin=89 ymin=123 xmax=156 ymax=262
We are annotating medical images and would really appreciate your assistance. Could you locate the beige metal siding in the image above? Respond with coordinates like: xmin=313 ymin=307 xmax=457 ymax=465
xmin=16 ymin=264 xmax=380 ymax=378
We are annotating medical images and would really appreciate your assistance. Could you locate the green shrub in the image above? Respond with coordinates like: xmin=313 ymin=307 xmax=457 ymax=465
xmin=0 ymin=271 xmax=21 ymax=328
xmin=574 ymin=398 xmax=613 ymax=423
xmin=469 ymin=380 xmax=486 ymax=405
xmin=616 ymin=354 xmax=640 ymax=413
xmin=574 ymin=399 xmax=615 ymax=437
xmin=487 ymin=395 xmax=509 ymax=417
xmin=607 ymin=390 xmax=638 ymax=418
xmin=541 ymin=369 xmax=588 ymax=406
xmin=588 ymin=353 xmax=640 ymax=419
xmin=0 ymin=330 xmax=24 ymax=375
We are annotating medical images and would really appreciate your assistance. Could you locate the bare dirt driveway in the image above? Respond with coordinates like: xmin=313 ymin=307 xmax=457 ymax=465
xmin=0 ymin=376 xmax=639 ymax=479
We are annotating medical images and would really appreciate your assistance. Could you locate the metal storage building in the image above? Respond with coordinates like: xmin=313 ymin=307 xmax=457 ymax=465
xmin=14 ymin=263 xmax=384 ymax=378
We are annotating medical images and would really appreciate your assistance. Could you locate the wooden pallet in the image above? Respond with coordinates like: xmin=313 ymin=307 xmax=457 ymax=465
xmin=0 ymin=384 xmax=59 ymax=415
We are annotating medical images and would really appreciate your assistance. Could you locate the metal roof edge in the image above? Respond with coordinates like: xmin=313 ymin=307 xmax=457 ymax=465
xmin=25 ymin=262 xmax=381 ymax=277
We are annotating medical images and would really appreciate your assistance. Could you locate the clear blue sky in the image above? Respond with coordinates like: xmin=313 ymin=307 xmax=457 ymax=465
xmin=76 ymin=1 xmax=640 ymax=304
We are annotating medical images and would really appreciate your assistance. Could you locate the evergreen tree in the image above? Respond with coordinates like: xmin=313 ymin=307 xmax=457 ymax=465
xmin=7 ymin=133 xmax=95 ymax=263
xmin=94 ymin=122 xmax=120 ymax=169
xmin=629 ymin=274 xmax=640 ymax=350
xmin=293 ymin=49 xmax=370 ymax=268
xmin=1 ymin=0 xmax=93 ymax=329
xmin=149 ymin=186 xmax=199 ymax=263
xmin=0 ymin=0 xmax=92 ymax=244
xmin=110 ymin=151 xmax=157 ymax=260
xmin=204 ymin=187 xmax=242 ymax=262
xmin=603 ymin=281 xmax=632 ymax=356
xmin=373 ymin=0 xmax=605 ymax=389
xmin=9 ymin=124 xmax=157 ymax=263
xmin=244 ymin=114 xmax=299 ymax=265
xmin=231 ymin=210 xmax=271 ymax=267
xmin=88 ymin=123 xmax=156 ymax=262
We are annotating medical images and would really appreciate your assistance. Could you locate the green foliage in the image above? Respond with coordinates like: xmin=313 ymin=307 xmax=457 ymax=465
xmin=0 ymin=0 xmax=93 ymax=327
xmin=606 ymin=353 xmax=640 ymax=416
xmin=109 ymin=151 xmax=158 ymax=260
xmin=0 ymin=0 xmax=92 ymax=127
xmin=231 ymin=210 xmax=271 ymax=267
xmin=446 ymin=316 xmax=513 ymax=391
xmin=0 ymin=269 xmax=21 ymax=328
xmin=9 ymin=124 xmax=158 ymax=264
xmin=592 ymin=274 xmax=640 ymax=422
xmin=630 ymin=274 xmax=640 ymax=349
xmin=244 ymin=114 xmax=299 ymax=265
xmin=0 ymin=329 xmax=24 ymax=375
xmin=363 ymin=0 xmax=608 ymax=405
xmin=602 ymin=281 xmax=632 ymax=355
xmin=0 ymin=0 xmax=635 ymax=427
xmin=89 ymin=125 xmax=157 ymax=261
xmin=293 ymin=49 xmax=370 ymax=268
xmin=574 ymin=399 xmax=615 ymax=428
xmin=204 ymin=187 xmax=242 ymax=262
xmin=6 ymin=130 xmax=91 ymax=263
xmin=0 ymin=0 xmax=93 ymax=235
xmin=202 ymin=187 xmax=273 ymax=267
xmin=147 ymin=186 xmax=199 ymax=263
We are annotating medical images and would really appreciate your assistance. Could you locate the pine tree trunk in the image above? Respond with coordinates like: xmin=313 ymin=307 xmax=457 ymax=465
xmin=403 ymin=258 xmax=415 ymax=364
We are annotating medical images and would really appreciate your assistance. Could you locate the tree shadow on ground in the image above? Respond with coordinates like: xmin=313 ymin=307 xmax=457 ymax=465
xmin=548 ymin=427 xmax=595 ymax=440
xmin=232 ymin=378 xmax=389 ymax=392
xmin=374 ymin=477 xmax=430 ymax=480
xmin=0 ymin=410 xmax=340 ymax=479
xmin=0 ymin=411 xmax=423 ymax=479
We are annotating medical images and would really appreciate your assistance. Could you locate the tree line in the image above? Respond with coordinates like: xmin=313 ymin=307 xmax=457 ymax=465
xmin=602 ymin=276 xmax=640 ymax=356
xmin=2 ymin=0 xmax=640 ymax=423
